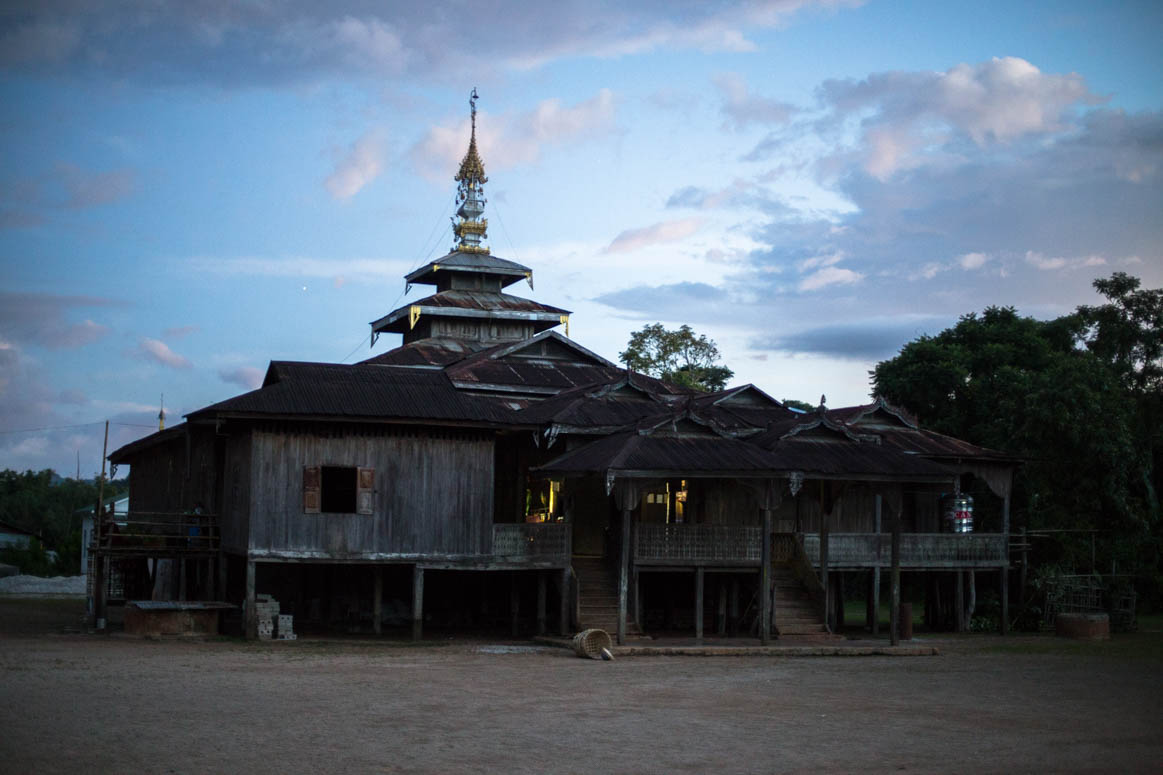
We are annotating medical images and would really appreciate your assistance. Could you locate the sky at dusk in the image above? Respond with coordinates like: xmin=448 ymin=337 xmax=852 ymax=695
xmin=1 ymin=0 xmax=1161 ymax=477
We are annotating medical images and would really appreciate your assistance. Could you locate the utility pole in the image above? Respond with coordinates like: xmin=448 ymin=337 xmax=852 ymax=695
xmin=91 ymin=421 xmax=109 ymax=631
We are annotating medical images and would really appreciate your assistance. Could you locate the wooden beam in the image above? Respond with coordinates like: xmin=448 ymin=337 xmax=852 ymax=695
xmin=559 ymin=567 xmax=570 ymax=636
xmin=871 ymin=566 xmax=881 ymax=636
xmin=245 ymin=559 xmax=256 ymax=641
xmin=717 ymin=578 xmax=728 ymax=636
xmin=218 ymin=551 xmax=228 ymax=603
xmin=955 ymin=570 xmax=965 ymax=633
xmin=760 ymin=506 xmax=772 ymax=645
xmin=510 ymin=572 xmax=520 ymax=637
xmin=373 ymin=565 xmax=383 ymax=636
xmin=633 ymin=567 xmax=641 ymax=632
xmin=1001 ymin=492 xmax=1011 ymax=636
xmin=695 ymin=566 xmax=704 ymax=644
xmin=412 ymin=565 xmax=424 ymax=641
xmin=618 ymin=506 xmax=630 ymax=646
xmin=537 ymin=571 xmax=547 ymax=636
xmin=890 ymin=509 xmax=901 ymax=647
xmin=730 ymin=578 xmax=740 ymax=637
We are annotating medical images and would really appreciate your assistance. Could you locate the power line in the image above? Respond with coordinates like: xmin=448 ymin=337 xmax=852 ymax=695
xmin=0 ymin=421 xmax=157 ymax=436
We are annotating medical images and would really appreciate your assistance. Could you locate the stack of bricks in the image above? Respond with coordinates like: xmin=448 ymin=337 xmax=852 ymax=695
xmin=277 ymin=613 xmax=296 ymax=640
xmin=254 ymin=594 xmax=281 ymax=640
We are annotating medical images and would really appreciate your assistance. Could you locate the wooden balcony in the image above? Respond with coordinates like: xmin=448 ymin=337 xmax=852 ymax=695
xmin=92 ymin=512 xmax=219 ymax=557
xmin=802 ymin=532 xmax=1007 ymax=569
xmin=491 ymin=522 xmax=570 ymax=563
xmin=634 ymin=524 xmax=762 ymax=566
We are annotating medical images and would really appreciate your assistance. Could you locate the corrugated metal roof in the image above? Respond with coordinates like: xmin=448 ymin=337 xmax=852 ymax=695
xmin=535 ymin=430 xmax=784 ymax=477
xmin=358 ymin=338 xmax=491 ymax=367
xmin=108 ymin=423 xmax=187 ymax=464
xmin=405 ymin=251 xmax=532 ymax=287
xmin=189 ymin=363 xmax=520 ymax=426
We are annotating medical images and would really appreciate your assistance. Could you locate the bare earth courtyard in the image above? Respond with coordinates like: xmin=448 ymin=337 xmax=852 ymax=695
xmin=1 ymin=599 xmax=1160 ymax=774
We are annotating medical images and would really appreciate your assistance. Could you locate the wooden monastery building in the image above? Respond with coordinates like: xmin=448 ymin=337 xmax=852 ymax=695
xmin=103 ymin=95 xmax=1019 ymax=644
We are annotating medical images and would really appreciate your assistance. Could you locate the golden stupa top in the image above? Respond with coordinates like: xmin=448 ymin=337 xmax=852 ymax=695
xmin=454 ymin=88 xmax=488 ymax=186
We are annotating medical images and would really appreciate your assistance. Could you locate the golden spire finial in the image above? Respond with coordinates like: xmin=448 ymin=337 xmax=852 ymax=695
xmin=453 ymin=87 xmax=489 ymax=254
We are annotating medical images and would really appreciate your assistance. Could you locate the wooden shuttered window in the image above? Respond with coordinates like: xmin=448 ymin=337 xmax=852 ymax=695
xmin=357 ymin=467 xmax=374 ymax=515
xmin=303 ymin=466 xmax=321 ymax=514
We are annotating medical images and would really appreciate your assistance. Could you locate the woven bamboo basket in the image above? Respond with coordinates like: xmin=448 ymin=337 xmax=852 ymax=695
xmin=572 ymin=628 xmax=613 ymax=659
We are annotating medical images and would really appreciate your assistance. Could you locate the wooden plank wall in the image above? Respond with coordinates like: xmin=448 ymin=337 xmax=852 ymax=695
xmin=247 ymin=424 xmax=495 ymax=558
xmin=219 ymin=431 xmax=252 ymax=554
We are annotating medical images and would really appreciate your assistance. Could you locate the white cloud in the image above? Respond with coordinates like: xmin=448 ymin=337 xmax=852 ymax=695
xmin=325 ymin=130 xmax=386 ymax=200
xmin=410 ymin=90 xmax=617 ymax=179
xmin=799 ymin=266 xmax=863 ymax=291
xmin=136 ymin=338 xmax=192 ymax=369
xmin=958 ymin=252 xmax=989 ymax=270
xmin=605 ymin=217 xmax=703 ymax=254
xmin=715 ymin=72 xmax=796 ymax=129
xmin=817 ymin=57 xmax=1101 ymax=178
xmin=218 ymin=366 xmax=264 ymax=390
xmin=186 ymin=255 xmax=404 ymax=283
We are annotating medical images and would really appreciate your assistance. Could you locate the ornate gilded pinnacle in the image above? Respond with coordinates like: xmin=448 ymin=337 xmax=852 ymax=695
xmin=453 ymin=87 xmax=489 ymax=254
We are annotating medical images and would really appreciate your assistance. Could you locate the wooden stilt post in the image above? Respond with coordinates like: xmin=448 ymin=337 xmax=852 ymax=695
xmin=618 ymin=506 xmax=630 ymax=646
xmin=559 ymin=567 xmax=570 ymax=636
xmin=730 ymin=578 xmax=740 ymax=637
xmin=637 ymin=565 xmax=646 ymax=633
xmin=179 ymin=557 xmax=188 ymax=602
xmin=511 ymin=572 xmax=520 ymax=637
xmin=92 ymin=420 xmax=110 ymax=630
xmin=245 ymin=559 xmax=256 ymax=641
xmin=760 ymin=504 xmax=773 ymax=645
xmin=1001 ymin=492 xmax=1011 ymax=636
xmin=537 ymin=571 xmax=547 ymax=635
xmin=412 ymin=565 xmax=424 ymax=641
xmin=955 ymin=570 xmax=965 ymax=632
xmin=695 ymin=566 xmax=704 ymax=644
xmin=890 ymin=503 xmax=901 ymax=647
xmin=872 ymin=493 xmax=882 ymax=635
xmin=834 ymin=572 xmax=845 ymax=632
xmin=819 ymin=484 xmax=830 ymax=631
xmin=373 ymin=566 xmax=383 ymax=636
xmin=218 ymin=551 xmax=228 ymax=603
xmin=717 ymin=579 xmax=728 ymax=636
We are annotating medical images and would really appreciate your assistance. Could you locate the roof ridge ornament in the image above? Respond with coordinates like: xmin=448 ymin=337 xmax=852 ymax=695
xmin=453 ymin=88 xmax=490 ymax=255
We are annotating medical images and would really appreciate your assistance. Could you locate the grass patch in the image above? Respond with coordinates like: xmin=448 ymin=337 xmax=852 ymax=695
xmin=978 ymin=632 xmax=1163 ymax=660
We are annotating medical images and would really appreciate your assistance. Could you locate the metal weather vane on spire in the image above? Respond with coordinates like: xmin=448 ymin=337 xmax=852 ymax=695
xmin=452 ymin=87 xmax=490 ymax=254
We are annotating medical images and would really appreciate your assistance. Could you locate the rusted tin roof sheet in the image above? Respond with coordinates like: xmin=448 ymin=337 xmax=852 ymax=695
xmin=405 ymin=251 xmax=532 ymax=287
xmin=189 ymin=363 xmax=520 ymax=426
xmin=358 ymin=338 xmax=491 ymax=367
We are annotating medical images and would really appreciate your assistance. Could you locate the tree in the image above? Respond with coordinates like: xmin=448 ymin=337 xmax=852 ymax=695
xmin=619 ymin=323 xmax=734 ymax=392
xmin=871 ymin=276 xmax=1161 ymax=600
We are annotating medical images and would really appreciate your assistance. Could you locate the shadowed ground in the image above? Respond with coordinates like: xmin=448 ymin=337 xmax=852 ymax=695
xmin=1 ymin=598 xmax=1160 ymax=774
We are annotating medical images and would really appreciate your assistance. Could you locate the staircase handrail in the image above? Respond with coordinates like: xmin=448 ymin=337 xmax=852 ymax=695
xmin=784 ymin=532 xmax=830 ymax=632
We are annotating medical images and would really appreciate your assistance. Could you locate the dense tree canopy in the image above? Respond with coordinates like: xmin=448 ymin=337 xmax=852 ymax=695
xmin=0 ymin=469 xmax=128 ymax=574
xmin=620 ymin=323 xmax=735 ymax=392
xmin=872 ymin=274 xmax=1161 ymax=593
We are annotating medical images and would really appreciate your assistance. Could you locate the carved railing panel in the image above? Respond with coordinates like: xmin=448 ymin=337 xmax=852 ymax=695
xmin=802 ymin=533 xmax=1007 ymax=568
xmin=492 ymin=523 xmax=570 ymax=561
xmin=634 ymin=525 xmax=762 ymax=564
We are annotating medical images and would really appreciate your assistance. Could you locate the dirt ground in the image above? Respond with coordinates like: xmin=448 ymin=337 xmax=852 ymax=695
xmin=1 ymin=598 xmax=1161 ymax=774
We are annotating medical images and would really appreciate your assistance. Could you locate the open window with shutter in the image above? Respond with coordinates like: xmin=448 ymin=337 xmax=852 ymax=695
xmin=357 ymin=467 xmax=374 ymax=515
xmin=303 ymin=466 xmax=321 ymax=514
xmin=304 ymin=465 xmax=373 ymax=515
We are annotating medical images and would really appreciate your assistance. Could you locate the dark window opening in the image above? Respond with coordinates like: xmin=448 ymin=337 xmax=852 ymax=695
xmin=321 ymin=466 xmax=358 ymax=513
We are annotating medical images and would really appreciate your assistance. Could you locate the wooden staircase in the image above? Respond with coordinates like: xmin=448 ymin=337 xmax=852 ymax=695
xmin=572 ymin=556 xmax=643 ymax=638
xmin=772 ymin=566 xmax=832 ymax=637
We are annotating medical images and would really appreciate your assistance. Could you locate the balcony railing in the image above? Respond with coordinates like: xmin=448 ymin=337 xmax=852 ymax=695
xmin=802 ymin=532 xmax=1007 ymax=568
xmin=92 ymin=512 xmax=219 ymax=555
xmin=492 ymin=522 xmax=570 ymax=562
xmin=634 ymin=524 xmax=763 ymax=565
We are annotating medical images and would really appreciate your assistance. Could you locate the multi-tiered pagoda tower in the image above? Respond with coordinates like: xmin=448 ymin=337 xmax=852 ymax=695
xmin=369 ymin=91 xmax=569 ymax=362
